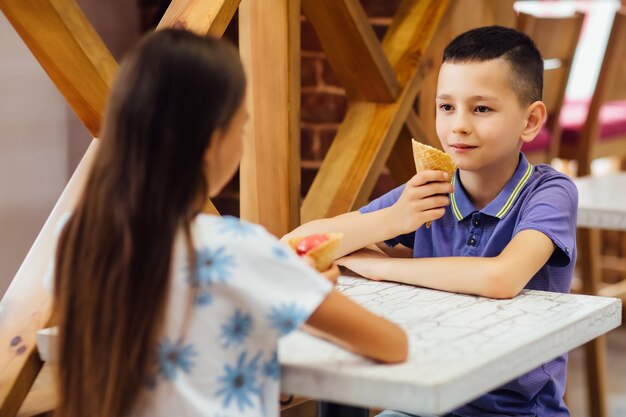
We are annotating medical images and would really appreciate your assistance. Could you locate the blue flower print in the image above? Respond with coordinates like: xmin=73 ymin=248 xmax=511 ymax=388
xmin=267 ymin=304 xmax=309 ymax=335
xmin=195 ymin=246 xmax=235 ymax=286
xmin=156 ymin=338 xmax=197 ymax=381
xmin=218 ymin=216 xmax=256 ymax=237
xmin=215 ymin=351 xmax=262 ymax=411
xmin=272 ymin=244 xmax=290 ymax=261
xmin=220 ymin=309 xmax=253 ymax=348
xmin=195 ymin=289 xmax=213 ymax=307
xmin=263 ymin=351 xmax=280 ymax=380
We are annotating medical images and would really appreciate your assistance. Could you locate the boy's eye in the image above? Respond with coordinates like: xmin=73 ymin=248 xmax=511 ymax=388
xmin=439 ymin=104 xmax=453 ymax=111
xmin=475 ymin=106 xmax=491 ymax=113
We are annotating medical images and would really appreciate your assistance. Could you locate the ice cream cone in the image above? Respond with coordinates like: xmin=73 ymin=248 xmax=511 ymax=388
xmin=411 ymin=139 xmax=456 ymax=228
xmin=287 ymin=233 xmax=343 ymax=272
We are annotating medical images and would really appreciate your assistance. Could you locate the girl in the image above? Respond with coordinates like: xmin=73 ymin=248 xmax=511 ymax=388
xmin=51 ymin=29 xmax=407 ymax=417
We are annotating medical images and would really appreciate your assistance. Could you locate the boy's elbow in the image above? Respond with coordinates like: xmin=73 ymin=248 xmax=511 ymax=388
xmin=481 ymin=269 xmax=523 ymax=299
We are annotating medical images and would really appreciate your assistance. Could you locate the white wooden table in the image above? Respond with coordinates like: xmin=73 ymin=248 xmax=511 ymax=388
xmin=576 ymin=173 xmax=626 ymax=231
xmin=279 ymin=277 xmax=622 ymax=416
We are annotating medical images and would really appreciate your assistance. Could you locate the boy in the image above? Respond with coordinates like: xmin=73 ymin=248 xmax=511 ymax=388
xmin=284 ymin=26 xmax=577 ymax=416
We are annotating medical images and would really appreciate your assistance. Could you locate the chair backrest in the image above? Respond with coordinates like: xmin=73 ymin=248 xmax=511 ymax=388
xmin=517 ymin=10 xmax=585 ymax=161
xmin=574 ymin=8 xmax=626 ymax=174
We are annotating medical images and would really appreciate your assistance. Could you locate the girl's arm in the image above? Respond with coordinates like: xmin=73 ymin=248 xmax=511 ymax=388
xmin=338 ymin=229 xmax=555 ymax=299
xmin=304 ymin=290 xmax=408 ymax=363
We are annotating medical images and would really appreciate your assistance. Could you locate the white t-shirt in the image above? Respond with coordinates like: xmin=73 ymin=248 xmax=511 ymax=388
xmin=49 ymin=214 xmax=332 ymax=417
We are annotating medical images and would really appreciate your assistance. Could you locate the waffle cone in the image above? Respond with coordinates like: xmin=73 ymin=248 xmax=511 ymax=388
xmin=287 ymin=233 xmax=343 ymax=272
xmin=411 ymin=139 xmax=455 ymax=228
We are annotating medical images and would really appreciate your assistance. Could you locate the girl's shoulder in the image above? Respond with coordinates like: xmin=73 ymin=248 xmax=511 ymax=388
xmin=192 ymin=214 xmax=278 ymax=251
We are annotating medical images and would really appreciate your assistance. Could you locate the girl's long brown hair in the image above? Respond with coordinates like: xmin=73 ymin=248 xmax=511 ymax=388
xmin=52 ymin=29 xmax=245 ymax=417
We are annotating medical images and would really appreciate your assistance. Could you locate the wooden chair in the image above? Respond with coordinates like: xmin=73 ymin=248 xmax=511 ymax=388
xmin=517 ymin=10 xmax=585 ymax=165
xmin=558 ymin=8 xmax=626 ymax=175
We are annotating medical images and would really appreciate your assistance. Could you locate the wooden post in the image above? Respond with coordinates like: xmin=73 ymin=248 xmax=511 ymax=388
xmin=239 ymin=0 xmax=301 ymax=236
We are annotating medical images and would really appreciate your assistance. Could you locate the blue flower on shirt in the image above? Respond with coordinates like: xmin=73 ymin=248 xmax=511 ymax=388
xmin=195 ymin=246 xmax=235 ymax=285
xmin=272 ymin=244 xmax=291 ymax=261
xmin=156 ymin=338 xmax=197 ymax=381
xmin=215 ymin=351 xmax=262 ymax=411
xmin=218 ymin=216 xmax=256 ymax=236
xmin=220 ymin=309 xmax=253 ymax=348
xmin=263 ymin=351 xmax=280 ymax=380
xmin=195 ymin=290 xmax=213 ymax=307
xmin=267 ymin=303 xmax=309 ymax=335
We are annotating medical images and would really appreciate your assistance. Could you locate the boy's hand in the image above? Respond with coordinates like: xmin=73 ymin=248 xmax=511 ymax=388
xmin=337 ymin=248 xmax=389 ymax=281
xmin=389 ymin=170 xmax=453 ymax=234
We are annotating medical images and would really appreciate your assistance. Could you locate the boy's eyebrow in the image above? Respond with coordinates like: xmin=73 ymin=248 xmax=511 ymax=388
xmin=436 ymin=94 xmax=500 ymax=102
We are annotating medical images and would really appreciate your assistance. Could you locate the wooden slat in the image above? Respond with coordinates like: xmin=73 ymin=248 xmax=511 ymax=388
xmin=599 ymin=11 xmax=626 ymax=103
xmin=0 ymin=0 xmax=118 ymax=137
xmin=0 ymin=140 xmax=99 ymax=417
xmin=239 ymin=0 xmax=300 ymax=236
xmin=301 ymin=0 xmax=449 ymax=221
xmin=301 ymin=0 xmax=399 ymax=102
xmin=156 ymin=0 xmax=240 ymax=36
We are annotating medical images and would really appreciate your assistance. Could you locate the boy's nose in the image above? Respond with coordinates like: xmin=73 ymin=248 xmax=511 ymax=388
xmin=452 ymin=113 xmax=471 ymax=135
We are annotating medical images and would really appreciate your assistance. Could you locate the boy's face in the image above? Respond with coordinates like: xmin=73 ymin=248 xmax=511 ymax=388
xmin=435 ymin=58 xmax=529 ymax=173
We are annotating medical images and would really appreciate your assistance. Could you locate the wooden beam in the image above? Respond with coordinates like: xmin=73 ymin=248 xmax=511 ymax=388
xmin=157 ymin=0 xmax=240 ymax=36
xmin=239 ymin=0 xmax=300 ymax=236
xmin=302 ymin=0 xmax=449 ymax=221
xmin=0 ymin=0 xmax=118 ymax=137
xmin=0 ymin=140 xmax=99 ymax=417
xmin=301 ymin=0 xmax=399 ymax=102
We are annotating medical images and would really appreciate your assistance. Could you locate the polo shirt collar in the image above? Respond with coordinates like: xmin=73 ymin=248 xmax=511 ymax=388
xmin=449 ymin=153 xmax=533 ymax=221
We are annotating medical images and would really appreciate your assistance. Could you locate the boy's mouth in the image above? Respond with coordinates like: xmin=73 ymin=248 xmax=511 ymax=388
xmin=449 ymin=143 xmax=477 ymax=153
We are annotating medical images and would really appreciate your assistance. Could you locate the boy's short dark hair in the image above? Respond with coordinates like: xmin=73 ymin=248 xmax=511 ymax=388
xmin=443 ymin=25 xmax=543 ymax=105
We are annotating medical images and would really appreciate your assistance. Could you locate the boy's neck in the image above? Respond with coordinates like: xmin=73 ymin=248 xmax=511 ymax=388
xmin=458 ymin=157 xmax=520 ymax=211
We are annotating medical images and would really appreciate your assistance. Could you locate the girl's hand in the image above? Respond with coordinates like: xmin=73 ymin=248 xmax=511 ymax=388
xmin=302 ymin=256 xmax=340 ymax=285
xmin=320 ymin=262 xmax=340 ymax=285
xmin=388 ymin=170 xmax=453 ymax=234
xmin=336 ymin=248 xmax=389 ymax=281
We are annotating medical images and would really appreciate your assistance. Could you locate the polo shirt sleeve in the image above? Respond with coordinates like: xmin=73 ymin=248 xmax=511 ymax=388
xmin=514 ymin=173 xmax=578 ymax=267
xmin=358 ymin=184 xmax=415 ymax=249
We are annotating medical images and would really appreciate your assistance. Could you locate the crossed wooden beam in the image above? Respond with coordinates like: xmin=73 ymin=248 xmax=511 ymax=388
xmin=0 ymin=0 xmax=449 ymax=415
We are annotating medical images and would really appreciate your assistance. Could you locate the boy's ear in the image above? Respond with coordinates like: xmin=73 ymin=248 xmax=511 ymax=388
xmin=520 ymin=101 xmax=547 ymax=143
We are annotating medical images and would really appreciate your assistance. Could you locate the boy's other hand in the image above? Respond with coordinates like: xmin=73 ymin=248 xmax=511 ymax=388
xmin=390 ymin=170 xmax=453 ymax=234
xmin=337 ymin=248 xmax=389 ymax=281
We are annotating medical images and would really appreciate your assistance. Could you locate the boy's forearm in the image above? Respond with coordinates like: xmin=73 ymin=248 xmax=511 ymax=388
xmin=369 ymin=256 xmax=518 ymax=299
xmin=282 ymin=209 xmax=399 ymax=258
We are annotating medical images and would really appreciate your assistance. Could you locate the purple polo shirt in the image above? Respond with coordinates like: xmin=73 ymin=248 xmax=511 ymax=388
xmin=360 ymin=153 xmax=577 ymax=417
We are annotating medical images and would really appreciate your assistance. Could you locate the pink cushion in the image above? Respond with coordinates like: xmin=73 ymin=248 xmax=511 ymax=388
xmin=522 ymin=124 xmax=551 ymax=152
xmin=560 ymin=98 xmax=626 ymax=145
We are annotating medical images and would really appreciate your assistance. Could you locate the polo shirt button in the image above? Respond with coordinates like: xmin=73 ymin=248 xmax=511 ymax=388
xmin=468 ymin=236 xmax=477 ymax=246
xmin=473 ymin=218 xmax=481 ymax=227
